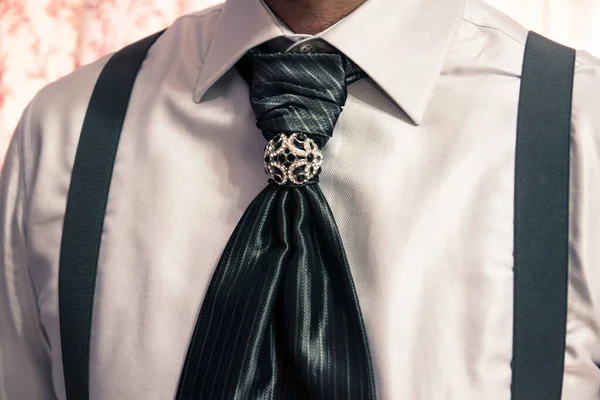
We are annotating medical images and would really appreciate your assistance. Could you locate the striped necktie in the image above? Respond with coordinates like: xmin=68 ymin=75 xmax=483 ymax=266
xmin=176 ymin=48 xmax=377 ymax=399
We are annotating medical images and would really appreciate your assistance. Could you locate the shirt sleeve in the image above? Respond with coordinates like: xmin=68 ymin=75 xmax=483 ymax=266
xmin=0 ymin=106 xmax=56 ymax=399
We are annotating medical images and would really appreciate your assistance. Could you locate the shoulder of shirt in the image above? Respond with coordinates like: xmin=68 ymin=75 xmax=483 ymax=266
xmin=461 ymin=0 xmax=600 ymax=67
xmin=461 ymin=0 xmax=599 ymax=121
xmin=17 ymin=4 xmax=224 ymax=189
xmin=24 ymin=3 xmax=225 ymax=138
xmin=14 ymin=4 xmax=225 ymax=198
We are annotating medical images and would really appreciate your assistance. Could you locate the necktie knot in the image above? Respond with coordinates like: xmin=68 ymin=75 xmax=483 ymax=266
xmin=248 ymin=51 xmax=353 ymax=148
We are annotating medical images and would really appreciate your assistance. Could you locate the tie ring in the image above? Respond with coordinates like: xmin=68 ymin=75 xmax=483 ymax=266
xmin=264 ymin=133 xmax=323 ymax=186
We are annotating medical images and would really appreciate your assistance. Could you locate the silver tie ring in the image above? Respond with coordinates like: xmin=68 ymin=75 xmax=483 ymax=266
xmin=264 ymin=133 xmax=323 ymax=185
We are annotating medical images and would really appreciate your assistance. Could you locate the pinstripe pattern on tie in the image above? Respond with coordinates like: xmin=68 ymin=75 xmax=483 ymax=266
xmin=176 ymin=50 xmax=376 ymax=400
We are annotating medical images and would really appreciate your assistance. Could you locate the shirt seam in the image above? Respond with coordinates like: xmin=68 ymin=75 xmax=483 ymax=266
xmin=175 ymin=4 xmax=223 ymax=20
xmin=462 ymin=17 xmax=525 ymax=46
xmin=462 ymin=17 xmax=583 ymax=66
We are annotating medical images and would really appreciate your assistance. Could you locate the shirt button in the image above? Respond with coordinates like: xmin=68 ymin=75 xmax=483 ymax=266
xmin=298 ymin=43 xmax=315 ymax=53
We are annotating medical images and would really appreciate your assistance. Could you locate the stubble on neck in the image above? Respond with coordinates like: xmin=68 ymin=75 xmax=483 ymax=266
xmin=263 ymin=0 xmax=367 ymax=35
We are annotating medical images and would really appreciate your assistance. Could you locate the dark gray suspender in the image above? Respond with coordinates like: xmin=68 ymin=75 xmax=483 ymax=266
xmin=57 ymin=31 xmax=576 ymax=399
xmin=58 ymin=31 xmax=164 ymax=400
xmin=511 ymin=31 xmax=575 ymax=399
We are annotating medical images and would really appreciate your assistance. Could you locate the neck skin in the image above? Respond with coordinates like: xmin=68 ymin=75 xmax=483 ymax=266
xmin=263 ymin=0 xmax=367 ymax=35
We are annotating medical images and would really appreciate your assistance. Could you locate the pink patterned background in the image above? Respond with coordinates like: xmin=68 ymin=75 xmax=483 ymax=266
xmin=1 ymin=0 xmax=599 ymax=164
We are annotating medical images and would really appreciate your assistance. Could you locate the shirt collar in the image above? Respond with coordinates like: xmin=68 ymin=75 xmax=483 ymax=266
xmin=192 ymin=0 xmax=465 ymax=125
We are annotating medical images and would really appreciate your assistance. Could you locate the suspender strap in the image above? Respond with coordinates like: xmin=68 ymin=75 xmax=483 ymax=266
xmin=59 ymin=30 xmax=163 ymax=399
xmin=511 ymin=31 xmax=576 ymax=400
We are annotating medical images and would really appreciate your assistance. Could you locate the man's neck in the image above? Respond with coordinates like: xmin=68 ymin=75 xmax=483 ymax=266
xmin=263 ymin=0 xmax=367 ymax=35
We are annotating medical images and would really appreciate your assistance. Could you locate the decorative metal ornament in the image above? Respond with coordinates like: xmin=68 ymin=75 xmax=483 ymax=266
xmin=264 ymin=133 xmax=323 ymax=185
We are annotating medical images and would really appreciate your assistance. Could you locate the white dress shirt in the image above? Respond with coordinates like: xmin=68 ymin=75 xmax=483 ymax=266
xmin=1 ymin=0 xmax=599 ymax=399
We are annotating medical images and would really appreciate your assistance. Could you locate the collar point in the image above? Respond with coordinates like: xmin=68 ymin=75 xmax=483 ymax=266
xmin=390 ymin=98 xmax=425 ymax=126
xmin=192 ymin=89 xmax=203 ymax=103
xmin=407 ymin=113 xmax=424 ymax=126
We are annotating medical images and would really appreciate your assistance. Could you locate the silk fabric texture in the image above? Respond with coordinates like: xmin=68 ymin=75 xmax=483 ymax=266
xmin=176 ymin=50 xmax=377 ymax=399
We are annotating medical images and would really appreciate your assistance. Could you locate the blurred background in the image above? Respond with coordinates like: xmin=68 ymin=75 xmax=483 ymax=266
xmin=0 ymin=0 xmax=599 ymax=162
